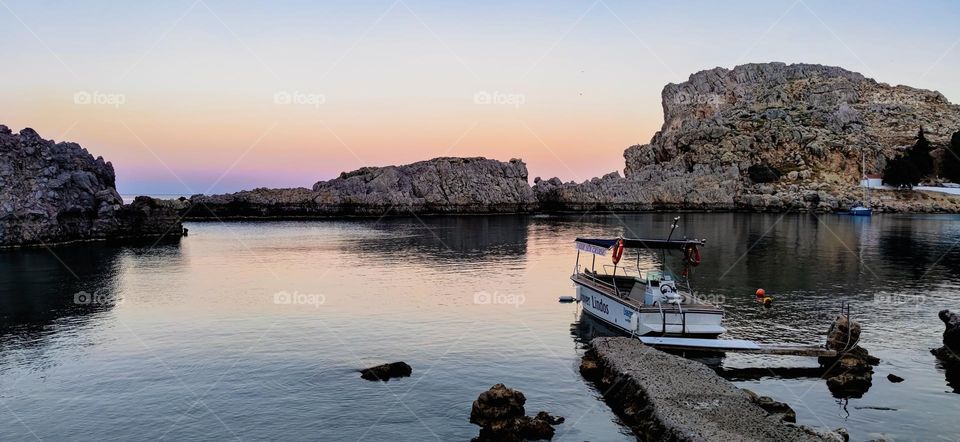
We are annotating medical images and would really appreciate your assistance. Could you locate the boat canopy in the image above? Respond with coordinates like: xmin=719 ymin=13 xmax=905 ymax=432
xmin=575 ymin=237 xmax=704 ymax=255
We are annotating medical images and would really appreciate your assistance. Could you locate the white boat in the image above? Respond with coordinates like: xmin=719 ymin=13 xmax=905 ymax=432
xmin=570 ymin=224 xmax=725 ymax=338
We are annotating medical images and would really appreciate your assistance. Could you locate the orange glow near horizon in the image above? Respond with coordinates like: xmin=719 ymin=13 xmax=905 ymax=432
xmin=2 ymin=1 xmax=958 ymax=194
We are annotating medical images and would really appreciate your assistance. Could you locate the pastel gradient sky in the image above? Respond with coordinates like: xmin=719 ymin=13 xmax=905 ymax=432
xmin=2 ymin=0 xmax=958 ymax=194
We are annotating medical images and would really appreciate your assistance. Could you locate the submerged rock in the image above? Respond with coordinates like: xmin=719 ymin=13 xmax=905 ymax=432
xmin=360 ymin=361 xmax=412 ymax=381
xmin=886 ymin=373 xmax=904 ymax=383
xmin=469 ymin=383 xmax=563 ymax=441
xmin=0 ymin=126 xmax=183 ymax=247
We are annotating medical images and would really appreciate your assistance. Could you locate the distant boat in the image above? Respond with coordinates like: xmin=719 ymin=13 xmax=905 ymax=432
xmin=848 ymin=203 xmax=872 ymax=216
xmin=847 ymin=148 xmax=873 ymax=216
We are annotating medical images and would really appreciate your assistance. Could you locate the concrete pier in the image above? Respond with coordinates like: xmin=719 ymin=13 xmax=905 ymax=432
xmin=583 ymin=337 xmax=839 ymax=441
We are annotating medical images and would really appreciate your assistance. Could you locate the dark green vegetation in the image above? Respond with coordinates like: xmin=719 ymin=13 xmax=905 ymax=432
xmin=942 ymin=131 xmax=960 ymax=183
xmin=883 ymin=128 xmax=935 ymax=188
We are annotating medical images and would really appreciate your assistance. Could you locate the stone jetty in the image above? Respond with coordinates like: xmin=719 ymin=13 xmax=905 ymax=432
xmin=582 ymin=337 xmax=842 ymax=441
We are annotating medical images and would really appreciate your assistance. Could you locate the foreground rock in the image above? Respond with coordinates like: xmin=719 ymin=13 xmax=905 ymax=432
xmin=360 ymin=361 xmax=412 ymax=381
xmin=186 ymin=157 xmax=537 ymax=218
xmin=0 ymin=126 xmax=183 ymax=248
xmin=931 ymin=309 xmax=960 ymax=365
xmin=584 ymin=337 xmax=835 ymax=441
xmin=743 ymin=389 xmax=797 ymax=423
xmin=534 ymin=62 xmax=960 ymax=213
xmin=819 ymin=314 xmax=880 ymax=398
xmin=469 ymin=383 xmax=563 ymax=441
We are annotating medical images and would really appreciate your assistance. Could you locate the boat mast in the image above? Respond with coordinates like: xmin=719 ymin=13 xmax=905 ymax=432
xmin=862 ymin=148 xmax=869 ymax=206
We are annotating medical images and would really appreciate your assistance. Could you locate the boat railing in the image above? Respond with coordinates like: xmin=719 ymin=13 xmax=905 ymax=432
xmin=654 ymin=298 xmax=688 ymax=335
xmin=573 ymin=264 xmax=618 ymax=292
xmin=676 ymin=298 xmax=686 ymax=334
xmin=654 ymin=300 xmax=666 ymax=334
xmin=601 ymin=264 xmax=642 ymax=278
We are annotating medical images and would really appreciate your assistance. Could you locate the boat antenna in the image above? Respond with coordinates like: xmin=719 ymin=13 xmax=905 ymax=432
xmin=663 ymin=216 xmax=680 ymax=274
xmin=666 ymin=216 xmax=680 ymax=242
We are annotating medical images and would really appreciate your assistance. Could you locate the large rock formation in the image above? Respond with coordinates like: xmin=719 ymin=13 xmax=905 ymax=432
xmin=0 ymin=125 xmax=183 ymax=248
xmin=535 ymin=62 xmax=960 ymax=212
xmin=186 ymin=157 xmax=537 ymax=218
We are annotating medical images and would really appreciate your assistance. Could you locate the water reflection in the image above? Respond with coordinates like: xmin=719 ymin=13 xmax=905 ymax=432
xmin=0 ymin=213 xmax=958 ymax=441
xmin=0 ymin=243 xmax=182 ymax=353
xmin=354 ymin=216 xmax=530 ymax=263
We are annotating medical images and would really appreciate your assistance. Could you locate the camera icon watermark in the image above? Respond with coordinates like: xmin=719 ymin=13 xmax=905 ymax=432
xmin=73 ymin=289 xmax=123 ymax=306
xmin=73 ymin=91 xmax=126 ymax=108
xmin=473 ymin=290 xmax=525 ymax=308
xmin=273 ymin=90 xmax=325 ymax=108
xmin=473 ymin=91 xmax=525 ymax=108
xmin=273 ymin=290 xmax=325 ymax=308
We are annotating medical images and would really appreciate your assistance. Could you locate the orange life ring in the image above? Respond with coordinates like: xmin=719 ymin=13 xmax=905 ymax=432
xmin=684 ymin=244 xmax=701 ymax=266
xmin=611 ymin=239 xmax=625 ymax=265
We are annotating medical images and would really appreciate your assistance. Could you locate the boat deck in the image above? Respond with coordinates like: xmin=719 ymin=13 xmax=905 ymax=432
xmin=572 ymin=271 xmax=718 ymax=312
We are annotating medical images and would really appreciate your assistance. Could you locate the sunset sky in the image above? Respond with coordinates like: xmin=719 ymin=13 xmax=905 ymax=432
xmin=2 ymin=0 xmax=958 ymax=194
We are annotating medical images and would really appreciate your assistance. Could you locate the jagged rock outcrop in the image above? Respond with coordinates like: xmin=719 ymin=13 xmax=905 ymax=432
xmin=932 ymin=309 xmax=960 ymax=364
xmin=819 ymin=314 xmax=880 ymax=398
xmin=186 ymin=157 xmax=537 ymax=218
xmin=0 ymin=125 xmax=183 ymax=248
xmin=469 ymin=383 xmax=563 ymax=441
xmin=535 ymin=62 xmax=960 ymax=212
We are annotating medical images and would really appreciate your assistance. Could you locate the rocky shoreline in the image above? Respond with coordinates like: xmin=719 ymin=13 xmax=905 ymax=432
xmin=0 ymin=126 xmax=183 ymax=248
xmin=6 ymin=62 xmax=960 ymax=247
xmin=182 ymin=62 xmax=960 ymax=219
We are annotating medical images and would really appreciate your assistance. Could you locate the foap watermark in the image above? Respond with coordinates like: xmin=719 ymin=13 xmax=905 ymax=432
xmin=874 ymin=293 xmax=926 ymax=307
xmin=672 ymin=91 xmax=721 ymax=107
xmin=473 ymin=290 xmax=525 ymax=308
xmin=273 ymin=290 xmax=325 ymax=308
xmin=74 ymin=289 xmax=123 ymax=306
xmin=694 ymin=292 xmax=726 ymax=305
xmin=273 ymin=90 xmax=325 ymax=108
xmin=73 ymin=91 xmax=126 ymax=108
xmin=866 ymin=92 xmax=925 ymax=108
xmin=473 ymin=91 xmax=525 ymax=108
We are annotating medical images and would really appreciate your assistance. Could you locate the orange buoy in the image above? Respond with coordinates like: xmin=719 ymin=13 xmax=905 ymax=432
xmin=755 ymin=288 xmax=765 ymax=297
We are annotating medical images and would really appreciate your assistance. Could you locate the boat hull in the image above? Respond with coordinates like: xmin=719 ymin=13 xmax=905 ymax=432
xmin=574 ymin=282 xmax=725 ymax=338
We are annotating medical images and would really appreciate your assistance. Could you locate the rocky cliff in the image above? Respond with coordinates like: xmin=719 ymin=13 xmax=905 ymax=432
xmin=186 ymin=157 xmax=537 ymax=218
xmin=535 ymin=62 xmax=960 ymax=212
xmin=0 ymin=125 xmax=183 ymax=248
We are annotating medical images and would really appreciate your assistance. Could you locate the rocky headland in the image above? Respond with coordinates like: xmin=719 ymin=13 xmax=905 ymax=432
xmin=185 ymin=157 xmax=537 ymax=219
xmin=183 ymin=62 xmax=960 ymax=219
xmin=0 ymin=125 xmax=183 ymax=248
xmin=533 ymin=62 xmax=960 ymax=213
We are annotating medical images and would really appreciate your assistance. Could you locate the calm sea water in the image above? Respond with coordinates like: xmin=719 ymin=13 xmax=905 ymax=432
xmin=2 ymin=214 xmax=960 ymax=441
